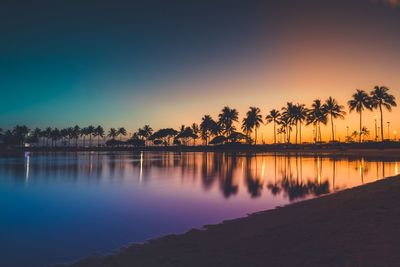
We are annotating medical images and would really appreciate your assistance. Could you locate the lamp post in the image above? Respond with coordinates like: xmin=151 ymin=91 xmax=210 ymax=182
xmin=387 ymin=122 xmax=391 ymax=141
xmin=346 ymin=126 xmax=349 ymax=142
xmin=394 ymin=130 xmax=397 ymax=142
xmin=374 ymin=115 xmax=378 ymax=141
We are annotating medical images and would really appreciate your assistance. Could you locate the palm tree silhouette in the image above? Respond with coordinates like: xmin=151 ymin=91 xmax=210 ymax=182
xmin=348 ymin=89 xmax=371 ymax=143
xmin=370 ymin=86 xmax=397 ymax=141
xmin=108 ymin=128 xmax=118 ymax=140
xmin=266 ymin=109 xmax=281 ymax=144
xmin=80 ymin=127 xmax=89 ymax=147
xmin=44 ymin=127 xmax=52 ymax=147
xmin=50 ymin=128 xmax=61 ymax=147
xmin=279 ymin=113 xmax=292 ymax=143
xmin=242 ymin=107 xmax=263 ymax=144
xmin=294 ymin=103 xmax=308 ymax=144
xmin=86 ymin=125 xmax=95 ymax=147
xmin=117 ymin=127 xmax=127 ymax=142
xmin=324 ymin=97 xmax=346 ymax=142
xmin=241 ymin=117 xmax=252 ymax=142
xmin=71 ymin=125 xmax=80 ymax=147
xmin=218 ymin=106 xmax=239 ymax=137
xmin=200 ymin=115 xmax=218 ymax=145
xmin=307 ymin=99 xmax=328 ymax=142
xmin=191 ymin=123 xmax=200 ymax=145
xmin=94 ymin=125 xmax=105 ymax=147
xmin=281 ymin=103 xmax=296 ymax=143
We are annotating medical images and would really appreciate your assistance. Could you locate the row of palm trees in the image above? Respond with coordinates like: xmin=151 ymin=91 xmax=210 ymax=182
xmin=0 ymin=86 xmax=397 ymax=147
xmin=200 ymin=86 xmax=396 ymax=144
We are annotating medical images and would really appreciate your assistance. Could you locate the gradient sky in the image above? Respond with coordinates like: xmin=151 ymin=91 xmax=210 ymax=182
xmin=1 ymin=0 xmax=400 ymax=141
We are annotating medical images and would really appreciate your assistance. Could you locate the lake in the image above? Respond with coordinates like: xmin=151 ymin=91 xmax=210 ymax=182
xmin=0 ymin=151 xmax=398 ymax=267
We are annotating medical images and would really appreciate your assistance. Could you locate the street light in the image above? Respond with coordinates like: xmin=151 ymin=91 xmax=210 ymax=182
xmin=394 ymin=130 xmax=397 ymax=141
xmin=387 ymin=122 xmax=391 ymax=141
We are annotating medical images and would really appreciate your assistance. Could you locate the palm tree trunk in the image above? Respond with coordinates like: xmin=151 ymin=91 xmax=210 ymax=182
xmin=299 ymin=122 xmax=302 ymax=144
xmin=331 ymin=113 xmax=335 ymax=142
xmin=359 ymin=110 xmax=362 ymax=143
xmin=318 ymin=123 xmax=322 ymax=142
xmin=273 ymin=121 xmax=276 ymax=144
xmin=295 ymin=122 xmax=298 ymax=144
xmin=380 ymin=104 xmax=384 ymax=141
xmin=254 ymin=128 xmax=257 ymax=145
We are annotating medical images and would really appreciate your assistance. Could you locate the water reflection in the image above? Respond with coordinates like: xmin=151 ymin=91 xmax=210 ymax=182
xmin=1 ymin=151 xmax=400 ymax=267
xmin=1 ymin=152 xmax=399 ymax=202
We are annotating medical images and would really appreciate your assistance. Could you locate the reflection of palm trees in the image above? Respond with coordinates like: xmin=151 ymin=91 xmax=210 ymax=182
xmin=307 ymin=180 xmax=330 ymax=196
xmin=244 ymin=156 xmax=263 ymax=198
xmin=201 ymin=152 xmax=217 ymax=190
xmin=280 ymin=175 xmax=309 ymax=202
xmin=267 ymin=154 xmax=281 ymax=196
xmin=219 ymin=154 xmax=239 ymax=198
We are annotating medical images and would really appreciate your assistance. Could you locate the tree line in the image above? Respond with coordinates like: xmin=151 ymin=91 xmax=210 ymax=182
xmin=0 ymin=86 xmax=396 ymax=148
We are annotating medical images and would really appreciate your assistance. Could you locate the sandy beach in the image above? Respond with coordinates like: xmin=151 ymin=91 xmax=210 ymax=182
xmin=68 ymin=174 xmax=400 ymax=267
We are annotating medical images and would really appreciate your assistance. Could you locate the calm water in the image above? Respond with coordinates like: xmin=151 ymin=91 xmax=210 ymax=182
xmin=0 ymin=151 xmax=399 ymax=267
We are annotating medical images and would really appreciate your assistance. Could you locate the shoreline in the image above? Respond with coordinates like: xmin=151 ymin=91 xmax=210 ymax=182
xmin=2 ymin=145 xmax=400 ymax=162
xmin=2 ymin=142 xmax=400 ymax=154
xmin=67 ymin=174 xmax=400 ymax=267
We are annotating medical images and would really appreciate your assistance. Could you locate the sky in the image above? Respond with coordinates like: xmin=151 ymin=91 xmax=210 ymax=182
xmin=1 ymin=0 xmax=400 ymax=141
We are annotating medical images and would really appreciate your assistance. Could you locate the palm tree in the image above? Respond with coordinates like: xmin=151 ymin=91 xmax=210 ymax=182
xmin=137 ymin=125 xmax=153 ymax=146
xmin=12 ymin=125 xmax=30 ymax=146
xmin=87 ymin=125 xmax=95 ymax=147
xmin=266 ymin=109 xmax=281 ymax=144
xmin=50 ymin=128 xmax=61 ymax=147
xmin=370 ymin=86 xmax=397 ymax=141
xmin=281 ymin=103 xmax=296 ymax=143
xmin=191 ymin=123 xmax=200 ymax=145
xmin=117 ymin=127 xmax=127 ymax=142
xmin=108 ymin=128 xmax=118 ymax=140
xmin=94 ymin=125 xmax=105 ymax=147
xmin=218 ymin=106 xmax=239 ymax=137
xmin=80 ymin=127 xmax=88 ymax=147
xmin=71 ymin=125 xmax=81 ymax=147
xmin=348 ymin=89 xmax=371 ymax=143
xmin=200 ymin=115 xmax=217 ymax=145
xmin=44 ymin=127 xmax=52 ymax=147
xmin=324 ymin=97 xmax=346 ymax=142
xmin=352 ymin=127 xmax=370 ymax=142
xmin=308 ymin=99 xmax=328 ymax=142
xmin=241 ymin=117 xmax=252 ymax=141
xmin=293 ymin=104 xmax=308 ymax=144
xmin=142 ymin=125 xmax=153 ymax=144
xmin=279 ymin=113 xmax=292 ymax=143
xmin=242 ymin=107 xmax=263 ymax=144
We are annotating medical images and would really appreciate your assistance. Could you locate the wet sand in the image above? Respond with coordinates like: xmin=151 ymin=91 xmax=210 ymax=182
xmin=68 ymin=174 xmax=400 ymax=267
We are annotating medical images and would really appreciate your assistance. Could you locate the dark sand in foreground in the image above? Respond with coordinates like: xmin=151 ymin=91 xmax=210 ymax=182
xmin=70 ymin=175 xmax=400 ymax=267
